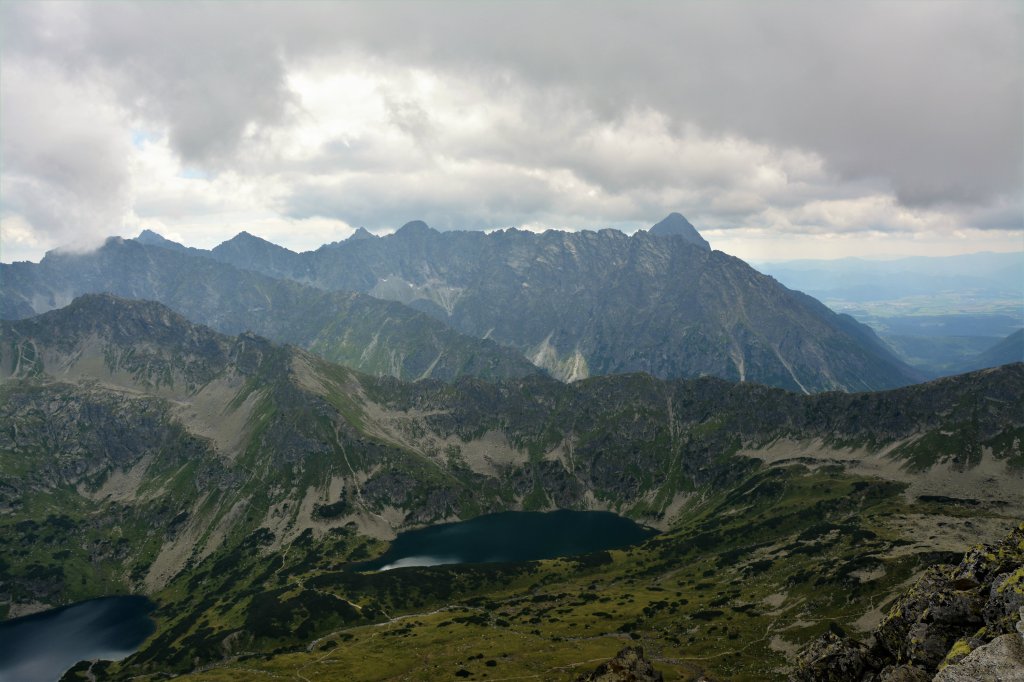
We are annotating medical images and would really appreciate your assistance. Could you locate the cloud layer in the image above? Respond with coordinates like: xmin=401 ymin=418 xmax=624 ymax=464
xmin=1 ymin=1 xmax=1020 ymax=261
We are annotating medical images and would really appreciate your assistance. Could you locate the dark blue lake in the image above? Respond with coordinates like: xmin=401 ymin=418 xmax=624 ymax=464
xmin=363 ymin=509 xmax=657 ymax=571
xmin=0 ymin=595 xmax=155 ymax=682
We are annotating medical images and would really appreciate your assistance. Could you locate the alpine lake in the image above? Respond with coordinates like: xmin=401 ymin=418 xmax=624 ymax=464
xmin=363 ymin=509 xmax=658 ymax=571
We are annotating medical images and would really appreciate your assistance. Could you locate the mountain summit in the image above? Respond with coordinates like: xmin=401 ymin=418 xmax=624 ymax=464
xmin=135 ymin=229 xmax=187 ymax=251
xmin=347 ymin=227 xmax=377 ymax=241
xmin=395 ymin=219 xmax=435 ymax=235
xmin=647 ymin=212 xmax=710 ymax=250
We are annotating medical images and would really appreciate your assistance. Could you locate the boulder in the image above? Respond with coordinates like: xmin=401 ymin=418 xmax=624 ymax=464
xmin=982 ymin=567 xmax=1024 ymax=634
xmin=575 ymin=646 xmax=664 ymax=682
xmin=790 ymin=524 xmax=1024 ymax=681
xmin=873 ymin=567 xmax=984 ymax=668
xmin=931 ymin=632 xmax=1024 ymax=682
xmin=790 ymin=631 xmax=879 ymax=681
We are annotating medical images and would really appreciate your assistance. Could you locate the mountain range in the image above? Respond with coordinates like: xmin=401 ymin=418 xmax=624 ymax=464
xmin=5 ymin=214 xmax=925 ymax=393
xmin=0 ymin=237 xmax=540 ymax=383
xmin=180 ymin=213 xmax=926 ymax=391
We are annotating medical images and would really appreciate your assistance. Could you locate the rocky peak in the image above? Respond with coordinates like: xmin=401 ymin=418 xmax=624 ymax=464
xmin=135 ymin=229 xmax=185 ymax=250
xmin=218 ymin=231 xmax=266 ymax=247
xmin=647 ymin=212 xmax=711 ymax=251
xmin=22 ymin=294 xmax=225 ymax=353
xmin=211 ymin=231 xmax=298 ymax=264
xmin=347 ymin=227 xmax=376 ymax=241
xmin=394 ymin=220 xmax=435 ymax=236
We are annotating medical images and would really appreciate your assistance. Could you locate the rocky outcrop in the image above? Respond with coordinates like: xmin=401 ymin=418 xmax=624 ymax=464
xmin=791 ymin=628 xmax=879 ymax=681
xmin=791 ymin=524 xmax=1024 ymax=681
xmin=874 ymin=566 xmax=984 ymax=669
xmin=575 ymin=646 xmax=664 ymax=682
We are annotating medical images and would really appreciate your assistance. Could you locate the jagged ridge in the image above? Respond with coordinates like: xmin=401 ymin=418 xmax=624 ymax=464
xmin=0 ymin=241 xmax=542 ymax=383
xmin=159 ymin=215 xmax=923 ymax=392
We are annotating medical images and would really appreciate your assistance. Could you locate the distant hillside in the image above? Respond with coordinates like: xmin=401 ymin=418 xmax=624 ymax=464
xmin=143 ymin=215 xmax=923 ymax=392
xmin=956 ymin=329 xmax=1024 ymax=372
xmin=0 ymin=240 xmax=542 ymax=383
xmin=753 ymin=251 xmax=1024 ymax=302
xmin=752 ymin=252 xmax=1023 ymax=377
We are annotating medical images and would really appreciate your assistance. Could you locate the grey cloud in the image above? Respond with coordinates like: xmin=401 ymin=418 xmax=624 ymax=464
xmin=132 ymin=191 xmax=224 ymax=220
xmin=8 ymin=1 xmax=1019 ymax=204
xmin=0 ymin=59 xmax=131 ymax=250
xmin=2 ymin=0 xmax=1020 ymax=252
xmin=277 ymin=1 xmax=1022 ymax=208
xmin=962 ymin=199 xmax=1024 ymax=232
xmin=283 ymin=167 xmax=561 ymax=231
xmin=3 ymin=2 xmax=294 ymax=165
xmin=293 ymin=138 xmax=426 ymax=176
xmin=382 ymin=92 xmax=435 ymax=143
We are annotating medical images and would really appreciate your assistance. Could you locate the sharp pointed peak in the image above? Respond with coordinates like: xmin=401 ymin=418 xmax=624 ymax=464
xmin=215 ymin=231 xmax=282 ymax=249
xmin=650 ymin=212 xmax=695 ymax=232
xmin=135 ymin=229 xmax=187 ymax=251
xmin=647 ymin=213 xmax=710 ymax=250
xmin=211 ymin=231 xmax=297 ymax=257
xmin=348 ymin=227 xmax=377 ymax=240
xmin=229 ymin=230 xmax=262 ymax=241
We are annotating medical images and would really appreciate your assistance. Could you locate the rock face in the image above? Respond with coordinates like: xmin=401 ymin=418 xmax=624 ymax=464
xmin=874 ymin=566 xmax=983 ymax=669
xmin=575 ymin=646 xmax=664 ymax=682
xmin=791 ymin=525 xmax=1024 ymax=681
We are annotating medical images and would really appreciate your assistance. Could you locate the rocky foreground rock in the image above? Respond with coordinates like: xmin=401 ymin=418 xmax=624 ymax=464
xmin=792 ymin=523 xmax=1024 ymax=681
xmin=575 ymin=646 xmax=664 ymax=682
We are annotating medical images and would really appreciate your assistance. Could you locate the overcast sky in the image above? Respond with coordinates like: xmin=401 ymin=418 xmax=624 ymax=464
xmin=1 ymin=1 xmax=1021 ymax=263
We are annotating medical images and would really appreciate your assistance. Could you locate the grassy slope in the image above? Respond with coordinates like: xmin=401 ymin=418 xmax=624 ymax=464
xmin=2 ymin=299 xmax=1020 ymax=679
xmin=83 ymin=465 xmax=1020 ymax=682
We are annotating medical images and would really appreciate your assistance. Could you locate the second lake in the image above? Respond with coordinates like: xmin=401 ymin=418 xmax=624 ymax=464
xmin=362 ymin=509 xmax=658 ymax=571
